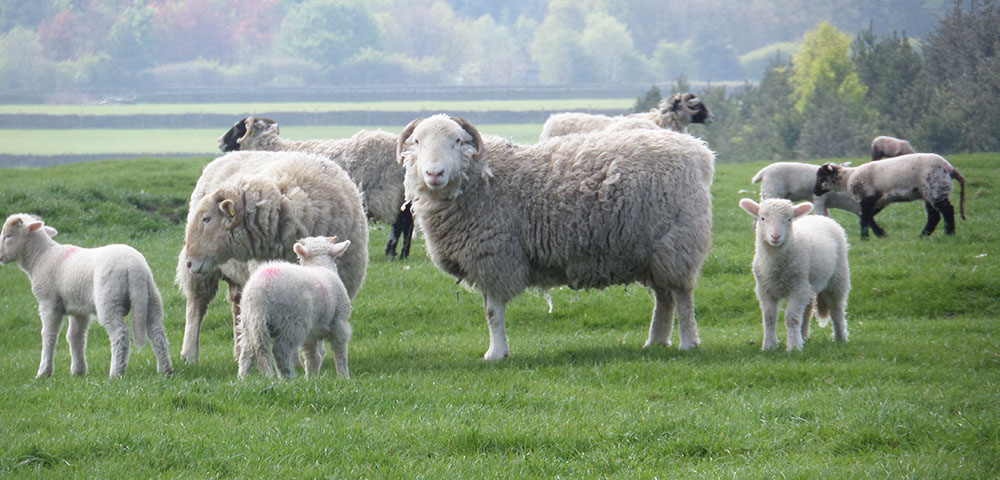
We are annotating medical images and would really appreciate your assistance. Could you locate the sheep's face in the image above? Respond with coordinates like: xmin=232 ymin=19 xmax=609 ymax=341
xmin=814 ymin=163 xmax=845 ymax=196
xmin=0 ymin=214 xmax=51 ymax=265
xmin=739 ymin=198 xmax=812 ymax=248
xmin=218 ymin=117 xmax=279 ymax=152
xmin=183 ymin=189 xmax=244 ymax=273
xmin=398 ymin=115 xmax=483 ymax=196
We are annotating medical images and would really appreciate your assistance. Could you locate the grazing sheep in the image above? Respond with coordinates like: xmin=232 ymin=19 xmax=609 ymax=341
xmin=238 ymin=237 xmax=353 ymax=379
xmin=177 ymin=151 xmax=368 ymax=364
xmin=539 ymin=92 xmax=714 ymax=140
xmin=397 ymin=115 xmax=714 ymax=360
xmin=738 ymin=199 xmax=850 ymax=351
xmin=0 ymin=214 xmax=173 ymax=377
xmin=870 ymin=135 xmax=916 ymax=161
xmin=219 ymin=116 xmax=413 ymax=259
xmin=814 ymin=153 xmax=967 ymax=239
xmin=751 ymin=162 xmax=861 ymax=216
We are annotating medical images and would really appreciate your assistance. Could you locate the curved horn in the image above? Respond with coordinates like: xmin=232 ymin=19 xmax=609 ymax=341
xmin=679 ymin=93 xmax=700 ymax=114
xmin=396 ymin=117 xmax=424 ymax=164
xmin=237 ymin=116 xmax=256 ymax=145
xmin=450 ymin=116 xmax=484 ymax=159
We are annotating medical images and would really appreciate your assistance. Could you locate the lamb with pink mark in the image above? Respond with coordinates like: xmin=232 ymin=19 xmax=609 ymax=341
xmin=237 ymin=236 xmax=353 ymax=379
xmin=738 ymin=199 xmax=851 ymax=351
xmin=0 ymin=214 xmax=173 ymax=378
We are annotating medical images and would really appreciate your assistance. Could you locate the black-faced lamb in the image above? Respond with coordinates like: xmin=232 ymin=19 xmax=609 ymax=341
xmin=870 ymin=135 xmax=916 ymax=161
xmin=539 ymin=92 xmax=713 ymax=140
xmin=238 ymin=236 xmax=353 ymax=379
xmin=738 ymin=199 xmax=850 ymax=351
xmin=177 ymin=151 xmax=368 ymax=365
xmin=751 ymin=162 xmax=861 ymax=217
xmin=397 ymin=115 xmax=714 ymax=360
xmin=219 ymin=116 xmax=413 ymax=259
xmin=814 ymin=153 xmax=966 ymax=239
xmin=0 ymin=214 xmax=173 ymax=377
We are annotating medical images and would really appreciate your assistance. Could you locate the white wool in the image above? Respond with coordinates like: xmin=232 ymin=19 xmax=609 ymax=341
xmin=751 ymin=162 xmax=860 ymax=216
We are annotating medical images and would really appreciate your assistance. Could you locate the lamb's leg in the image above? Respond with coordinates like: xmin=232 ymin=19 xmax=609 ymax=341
xmin=37 ymin=307 xmax=64 ymax=378
xmin=921 ymin=201 xmax=942 ymax=236
xmin=800 ymin=299 xmax=814 ymax=341
xmin=784 ymin=295 xmax=809 ymax=351
xmin=759 ymin=295 xmax=780 ymax=351
xmin=644 ymin=286 xmax=675 ymax=348
xmin=146 ymin=313 xmax=174 ymax=376
xmin=859 ymin=197 xmax=886 ymax=239
xmin=66 ymin=314 xmax=91 ymax=376
xmin=828 ymin=295 xmax=849 ymax=342
xmin=180 ymin=271 xmax=220 ymax=364
xmin=301 ymin=338 xmax=324 ymax=378
xmin=934 ymin=199 xmax=957 ymax=235
xmin=482 ymin=294 xmax=510 ymax=361
xmin=226 ymin=281 xmax=243 ymax=360
xmin=674 ymin=287 xmax=700 ymax=350
xmin=101 ymin=311 xmax=131 ymax=378
xmin=272 ymin=332 xmax=300 ymax=379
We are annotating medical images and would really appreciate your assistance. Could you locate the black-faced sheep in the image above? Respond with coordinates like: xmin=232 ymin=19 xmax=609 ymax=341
xmin=397 ymin=115 xmax=714 ymax=360
xmin=814 ymin=153 xmax=966 ymax=239
xmin=752 ymin=162 xmax=861 ymax=217
xmin=177 ymin=151 xmax=368 ymax=365
xmin=219 ymin=116 xmax=413 ymax=259
xmin=539 ymin=92 xmax=713 ymax=140
xmin=738 ymin=199 xmax=851 ymax=351
xmin=238 ymin=236 xmax=353 ymax=379
xmin=1 ymin=214 xmax=173 ymax=377
xmin=870 ymin=135 xmax=916 ymax=161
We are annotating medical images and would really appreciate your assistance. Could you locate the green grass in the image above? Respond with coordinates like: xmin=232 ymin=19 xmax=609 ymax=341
xmin=0 ymin=153 xmax=997 ymax=478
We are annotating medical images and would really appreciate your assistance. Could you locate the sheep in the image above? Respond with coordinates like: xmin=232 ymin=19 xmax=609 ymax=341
xmin=397 ymin=115 xmax=714 ymax=360
xmin=870 ymin=135 xmax=916 ymax=161
xmin=219 ymin=116 xmax=413 ymax=259
xmin=0 ymin=214 xmax=173 ymax=378
xmin=814 ymin=153 xmax=967 ymax=239
xmin=539 ymin=92 xmax=714 ymax=140
xmin=177 ymin=150 xmax=368 ymax=365
xmin=237 ymin=236 xmax=353 ymax=379
xmin=738 ymin=199 xmax=850 ymax=351
xmin=751 ymin=162 xmax=861 ymax=217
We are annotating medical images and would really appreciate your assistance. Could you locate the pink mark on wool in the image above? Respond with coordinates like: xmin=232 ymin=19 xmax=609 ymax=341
xmin=260 ymin=267 xmax=281 ymax=280
xmin=63 ymin=247 xmax=79 ymax=260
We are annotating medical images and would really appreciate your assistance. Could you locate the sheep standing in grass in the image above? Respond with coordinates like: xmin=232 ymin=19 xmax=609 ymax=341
xmin=0 ymin=214 xmax=173 ymax=377
xmin=219 ymin=116 xmax=413 ymax=259
xmin=814 ymin=153 xmax=966 ymax=239
xmin=539 ymin=92 xmax=713 ymax=140
xmin=177 ymin=151 xmax=368 ymax=365
xmin=751 ymin=162 xmax=861 ymax=217
xmin=397 ymin=115 xmax=714 ymax=360
xmin=238 ymin=236 xmax=353 ymax=379
xmin=738 ymin=199 xmax=850 ymax=351
xmin=870 ymin=135 xmax=916 ymax=161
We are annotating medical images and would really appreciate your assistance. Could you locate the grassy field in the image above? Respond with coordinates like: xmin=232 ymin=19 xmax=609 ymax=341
xmin=0 ymin=153 xmax=997 ymax=478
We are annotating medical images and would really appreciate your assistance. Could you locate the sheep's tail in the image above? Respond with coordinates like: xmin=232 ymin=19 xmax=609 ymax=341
xmin=128 ymin=271 xmax=153 ymax=347
xmin=240 ymin=307 xmax=276 ymax=377
xmin=951 ymin=168 xmax=966 ymax=221
xmin=751 ymin=167 xmax=767 ymax=185
xmin=814 ymin=295 xmax=831 ymax=328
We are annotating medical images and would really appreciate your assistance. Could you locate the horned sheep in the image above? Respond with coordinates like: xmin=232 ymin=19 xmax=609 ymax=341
xmin=814 ymin=153 xmax=966 ymax=239
xmin=751 ymin=162 xmax=861 ymax=216
xmin=0 ymin=214 xmax=173 ymax=377
xmin=539 ymin=92 xmax=713 ymax=140
xmin=738 ymin=199 xmax=851 ymax=351
xmin=238 ymin=236 xmax=353 ymax=379
xmin=870 ymin=135 xmax=916 ymax=161
xmin=219 ymin=116 xmax=413 ymax=259
xmin=397 ymin=115 xmax=714 ymax=360
xmin=177 ymin=151 xmax=368 ymax=365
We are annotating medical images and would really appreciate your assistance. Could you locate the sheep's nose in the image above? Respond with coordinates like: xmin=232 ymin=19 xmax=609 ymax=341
xmin=770 ymin=233 xmax=781 ymax=242
xmin=425 ymin=168 xmax=446 ymax=184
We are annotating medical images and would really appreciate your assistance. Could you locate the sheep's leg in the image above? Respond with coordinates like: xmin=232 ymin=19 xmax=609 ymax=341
xmin=66 ymin=314 xmax=91 ymax=376
xmin=101 ymin=312 xmax=131 ymax=378
xmin=146 ymin=314 xmax=174 ymax=376
xmin=36 ymin=307 xmax=64 ymax=378
xmin=400 ymin=205 xmax=414 ymax=260
xmin=237 ymin=347 xmax=253 ymax=379
xmin=674 ymin=288 xmax=700 ymax=350
xmin=934 ymin=199 xmax=956 ymax=235
xmin=784 ymin=295 xmax=810 ymax=351
xmin=301 ymin=338 xmax=324 ymax=378
xmin=328 ymin=334 xmax=350 ymax=379
xmin=644 ymin=286 xmax=675 ymax=348
xmin=859 ymin=197 xmax=886 ymax=239
xmin=272 ymin=333 xmax=299 ymax=379
xmin=482 ymin=294 xmax=510 ymax=361
xmin=759 ymin=295 xmax=780 ymax=351
xmin=800 ymin=300 xmax=814 ymax=341
xmin=226 ymin=282 xmax=244 ymax=360
xmin=921 ymin=201 xmax=942 ymax=236
xmin=180 ymin=272 xmax=220 ymax=364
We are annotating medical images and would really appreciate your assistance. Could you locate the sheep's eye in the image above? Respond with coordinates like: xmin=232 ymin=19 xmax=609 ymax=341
xmin=414 ymin=139 xmax=419 ymax=145
xmin=202 ymin=216 xmax=211 ymax=224
xmin=759 ymin=216 xmax=765 ymax=221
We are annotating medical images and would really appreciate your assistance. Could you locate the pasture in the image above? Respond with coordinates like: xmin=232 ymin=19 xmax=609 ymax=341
xmin=0 ymin=151 xmax=997 ymax=478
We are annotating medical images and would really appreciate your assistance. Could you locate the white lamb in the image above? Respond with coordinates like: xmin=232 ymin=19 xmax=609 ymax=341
xmin=0 ymin=214 xmax=173 ymax=377
xmin=738 ymin=199 xmax=851 ymax=351
xmin=397 ymin=115 xmax=714 ymax=360
xmin=751 ymin=162 xmax=860 ymax=217
xmin=238 ymin=236 xmax=353 ymax=379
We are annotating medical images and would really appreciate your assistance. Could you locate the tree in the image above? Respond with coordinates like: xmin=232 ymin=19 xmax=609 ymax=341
xmin=633 ymin=85 xmax=661 ymax=113
xmin=276 ymin=0 xmax=383 ymax=70
xmin=529 ymin=0 xmax=592 ymax=84
xmin=104 ymin=2 xmax=158 ymax=82
xmin=851 ymin=22 xmax=929 ymax=140
xmin=579 ymin=12 xmax=645 ymax=83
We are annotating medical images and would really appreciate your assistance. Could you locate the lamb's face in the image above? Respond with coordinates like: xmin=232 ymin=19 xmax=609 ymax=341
xmin=398 ymin=115 xmax=481 ymax=194
xmin=183 ymin=190 xmax=243 ymax=273
xmin=0 ymin=214 xmax=43 ymax=265
xmin=814 ymin=164 xmax=843 ymax=196
xmin=739 ymin=198 xmax=812 ymax=248
xmin=293 ymin=236 xmax=350 ymax=270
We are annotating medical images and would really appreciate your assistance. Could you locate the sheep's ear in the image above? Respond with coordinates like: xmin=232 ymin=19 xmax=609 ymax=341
xmin=738 ymin=198 xmax=760 ymax=217
xmin=451 ymin=116 xmax=484 ymax=160
xmin=329 ymin=240 xmax=351 ymax=258
xmin=793 ymin=202 xmax=814 ymax=217
xmin=219 ymin=199 xmax=237 ymax=218
xmin=43 ymin=226 xmax=58 ymax=238
xmin=397 ymin=118 xmax=424 ymax=163
xmin=26 ymin=221 xmax=45 ymax=233
xmin=293 ymin=242 xmax=309 ymax=258
xmin=214 ymin=192 xmax=244 ymax=230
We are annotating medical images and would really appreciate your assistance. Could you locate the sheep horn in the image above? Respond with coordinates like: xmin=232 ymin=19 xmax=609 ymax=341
xmin=680 ymin=93 xmax=700 ymax=114
xmin=450 ymin=116 xmax=484 ymax=159
xmin=237 ymin=116 xmax=255 ymax=145
xmin=397 ymin=118 xmax=423 ymax=164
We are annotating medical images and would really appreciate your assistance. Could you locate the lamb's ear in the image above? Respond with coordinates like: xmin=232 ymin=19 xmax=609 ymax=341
xmin=793 ymin=202 xmax=814 ymax=218
xmin=26 ymin=220 xmax=45 ymax=233
xmin=43 ymin=226 xmax=58 ymax=238
xmin=293 ymin=242 xmax=309 ymax=258
xmin=397 ymin=118 xmax=423 ymax=163
xmin=329 ymin=239 xmax=351 ymax=258
xmin=738 ymin=198 xmax=760 ymax=217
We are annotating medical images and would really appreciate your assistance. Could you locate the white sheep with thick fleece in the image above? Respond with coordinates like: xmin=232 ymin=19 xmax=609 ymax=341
xmin=738 ymin=199 xmax=851 ymax=351
xmin=238 ymin=236 xmax=353 ymax=379
xmin=0 ymin=214 xmax=173 ymax=377
xmin=539 ymin=92 xmax=713 ymax=140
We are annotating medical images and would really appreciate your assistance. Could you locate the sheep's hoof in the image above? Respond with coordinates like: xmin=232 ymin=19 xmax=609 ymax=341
xmin=483 ymin=349 xmax=510 ymax=361
xmin=642 ymin=338 xmax=672 ymax=349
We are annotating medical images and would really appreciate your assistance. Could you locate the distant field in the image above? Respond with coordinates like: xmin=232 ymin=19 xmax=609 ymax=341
xmin=0 ymin=98 xmax=633 ymax=116
xmin=0 ymin=123 xmax=545 ymax=157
